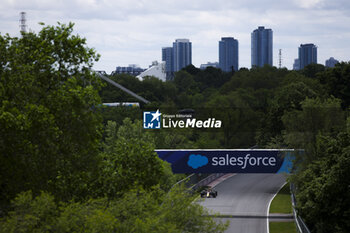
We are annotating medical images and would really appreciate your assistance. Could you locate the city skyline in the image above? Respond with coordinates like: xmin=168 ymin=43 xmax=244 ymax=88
xmin=0 ymin=0 xmax=350 ymax=72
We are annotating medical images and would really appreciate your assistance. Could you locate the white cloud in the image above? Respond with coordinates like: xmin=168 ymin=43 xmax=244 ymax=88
xmin=294 ymin=0 xmax=324 ymax=9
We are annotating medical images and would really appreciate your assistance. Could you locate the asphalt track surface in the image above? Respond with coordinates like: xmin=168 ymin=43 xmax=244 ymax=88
xmin=199 ymin=174 xmax=287 ymax=233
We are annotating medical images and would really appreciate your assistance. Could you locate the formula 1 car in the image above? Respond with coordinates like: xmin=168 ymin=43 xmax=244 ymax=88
xmin=200 ymin=187 xmax=218 ymax=198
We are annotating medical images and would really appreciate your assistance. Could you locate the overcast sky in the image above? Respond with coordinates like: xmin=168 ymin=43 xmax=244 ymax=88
xmin=1 ymin=0 xmax=350 ymax=73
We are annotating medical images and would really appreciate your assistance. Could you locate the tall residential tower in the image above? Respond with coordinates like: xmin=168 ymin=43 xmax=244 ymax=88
xmin=251 ymin=26 xmax=273 ymax=67
xmin=298 ymin=43 xmax=317 ymax=69
xmin=173 ymin=39 xmax=192 ymax=72
xmin=219 ymin=37 xmax=239 ymax=72
xmin=162 ymin=47 xmax=173 ymax=79
xmin=162 ymin=39 xmax=192 ymax=80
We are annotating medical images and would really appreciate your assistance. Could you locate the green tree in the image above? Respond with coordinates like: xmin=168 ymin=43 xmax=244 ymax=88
xmin=221 ymin=65 xmax=288 ymax=93
xmin=291 ymin=130 xmax=350 ymax=233
xmin=182 ymin=64 xmax=201 ymax=76
xmin=301 ymin=63 xmax=325 ymax=78
xmin=282 ymin=97 xmax=345 ymax=163
xmin=194 ymin=67 xmax=230 ymax=90
xmin=205 ymin=89 xmax=261 ymax=148
xmin=100 ymin=74 xmax=143 ymax=102
xmin=258 ymin=79 xmax=320 ymax=146
xmin=97 ymin=121 xmax=162 ymax=197
xmin=0 ymin=188 xmax=228 ymax=233
xmin=0 ymin=191 xmax=58 ymax=232
xmin=316 ymin=62 xmax=350 ymax=108
xmin=0 ymin=22 xmax=102 ymax=206
xmin=173 ymin=70 xmax=198 ymax=95
xmin=96 ymin=119 xmax=180 ymax=198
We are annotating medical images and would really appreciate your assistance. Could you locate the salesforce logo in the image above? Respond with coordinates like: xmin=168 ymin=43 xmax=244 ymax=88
xmin=212 ymin=154 xmax=276 ymax=169
xmin=187 ymin=154 xmax=209 ymax=169
xmin=187 ymin=153 xmax=277 ymax=170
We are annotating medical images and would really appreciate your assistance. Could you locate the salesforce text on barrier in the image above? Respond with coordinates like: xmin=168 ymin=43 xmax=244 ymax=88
xmin=211 ymin=154 xmax=276 ymax=169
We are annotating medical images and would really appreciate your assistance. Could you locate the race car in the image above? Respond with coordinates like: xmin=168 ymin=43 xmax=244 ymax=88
xmin=200 ymin=187 xmax=218 ymax=198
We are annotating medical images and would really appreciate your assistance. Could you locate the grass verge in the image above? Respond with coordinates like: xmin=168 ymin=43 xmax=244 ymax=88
xmin=270 ymin=222 xmax=297 ymax=233
xmin=270 ymin=183 xmax=292 ymax=214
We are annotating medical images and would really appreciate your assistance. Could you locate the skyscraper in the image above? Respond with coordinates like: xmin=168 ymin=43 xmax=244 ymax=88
xmin=162 ymin=47 xmax=173 ymax=79
xmin=173 ymin=39 xmax=192 ymax=72
xmin=298 ymin=44 xmax=317 ymax=69
xmin=219 ymin=37 xmax=239 ymax=72
xmin=251 ymin=26 xmax=273 ymax=67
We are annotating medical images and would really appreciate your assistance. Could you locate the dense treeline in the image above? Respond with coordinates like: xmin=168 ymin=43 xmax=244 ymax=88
xmin=0 ymin=22 xmax=349 ymax=232
xmin=0 ymin=23 xmax=228 ymax=232
xmin=102 ymin=62 xmax=350 ymax=232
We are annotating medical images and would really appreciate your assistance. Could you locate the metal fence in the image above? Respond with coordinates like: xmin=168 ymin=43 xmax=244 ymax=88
xmin=290 ymin=183 xmax=311 ymax=233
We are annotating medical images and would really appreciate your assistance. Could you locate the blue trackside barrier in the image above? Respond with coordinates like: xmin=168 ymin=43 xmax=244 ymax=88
xmin=156 ymin=149 xmax=297 ymax=174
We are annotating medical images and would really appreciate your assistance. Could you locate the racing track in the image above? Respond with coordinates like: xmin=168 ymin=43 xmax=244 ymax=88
xmin=199 ymin=173 xmax=287 ymax=233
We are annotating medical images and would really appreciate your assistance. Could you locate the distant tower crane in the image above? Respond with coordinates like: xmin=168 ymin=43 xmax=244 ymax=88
xmin=19 ymin=12 xmax=27 ymax=33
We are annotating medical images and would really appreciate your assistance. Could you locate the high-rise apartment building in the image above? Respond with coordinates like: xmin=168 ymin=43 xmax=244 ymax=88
xmin=162 ymin=47 xmax=173 ymax=79
xmin=251 ymin=26 xmax=273 ymax=67
xmin=162 ymin=39 xmax=192 ymax=80
xmin=173 ymin=39 xmax=192 ymax=72
xmin=219 ymin=37 xmax=239 ymax=72
xmin=298 ymin=43 xmax=317 ymax=69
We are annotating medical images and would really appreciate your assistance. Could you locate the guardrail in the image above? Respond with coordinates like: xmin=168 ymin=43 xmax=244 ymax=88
xmin=172 ymin=173 xmax=225 ymax=191
xmin=160 ymin=173 xmax=225 ymax=206
xmin=290 ymin=183 xmax=311 ymax=233
xmin=190 ymin=173 xmax=225 ymax=190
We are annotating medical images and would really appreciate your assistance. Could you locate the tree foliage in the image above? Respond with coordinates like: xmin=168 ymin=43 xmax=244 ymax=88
xmin=0 ymin=187 xmax=228 ymax=233
xmin=1 ymin=21 xmax=349 ymax=232
xmin=282 ymin=97 xmax=345 ymax=165
xmin=95 ymin=119 xmax=177 ymax=198
xmin=0 ymin=22 xmax=102 ymax=205
xmin=290 ymin=130 xmax=350 ymax=233
xmin=316 ymin=62 xmax=350 ymax=108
